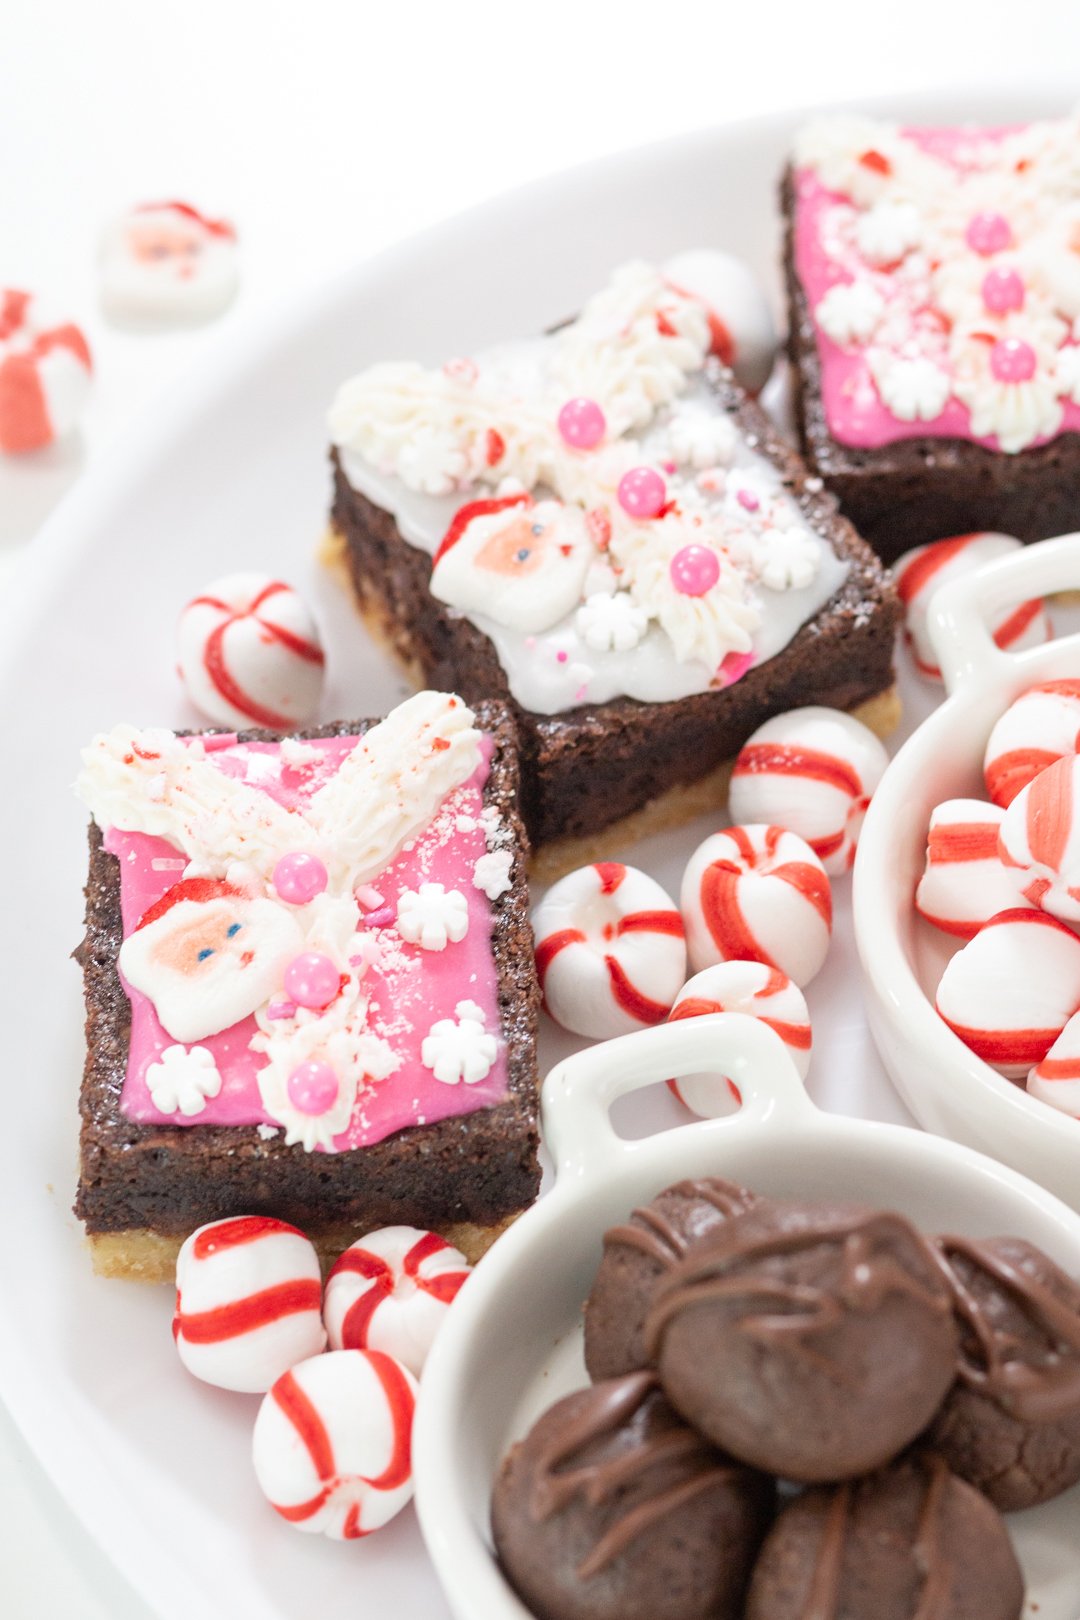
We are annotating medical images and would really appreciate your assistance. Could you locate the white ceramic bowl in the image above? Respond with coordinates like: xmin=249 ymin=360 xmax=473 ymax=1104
xmin=412 ymin=1011 xmax=1080 ymax=1620
xmin=855 ymin=534 xmax=1080 ymax=1210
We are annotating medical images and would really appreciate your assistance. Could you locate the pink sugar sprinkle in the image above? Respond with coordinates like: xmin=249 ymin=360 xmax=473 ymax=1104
xmin=364 ymin=904 xmax=396 ymax=928
xmin=266 ymin=996 xmax=297 ymax=1021
xmin=355 ymin=885 xmax=385 ymax=910
xmin=718 ymin=649 xmax=754 ymax=686
xmin=736 ymin=489 xmax=760 ymax=512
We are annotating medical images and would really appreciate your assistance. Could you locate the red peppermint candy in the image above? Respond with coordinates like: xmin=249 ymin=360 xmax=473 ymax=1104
xmin=324 ymin=1226 xmax=471 ymax=1378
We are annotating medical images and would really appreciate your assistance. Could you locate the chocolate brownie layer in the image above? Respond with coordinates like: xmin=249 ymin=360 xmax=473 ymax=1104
xmin=74 ymin=703 xmax=541 ymax=1252
xmin=782 ymin=167 xmax=1080 ymax=564
xmin=330 ymin=376 xmax=899 ymax=851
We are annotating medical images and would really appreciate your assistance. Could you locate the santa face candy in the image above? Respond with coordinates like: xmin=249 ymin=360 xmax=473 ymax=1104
xmin=893 ymin=532 xmax=1051 ymax=683
xmin=0 ymin=289 xmax=91 ymax=455
xmin=252 ymin=1349 xmax=417 ymax=1538
xmin=680 ymin=824 xmax=832 ymax=987
xmin=99 ymin=201 xmax=239 ymax=325
xmin=984 ymin=679 xmax=1080 ymax=808
xmin=915 ymin=798 xmax=1033 ymax=939
xmin=176 ymin=572 xmax=326 ymax=729
xmin=173 ymin=1215 xmax=325 ymax=1393
xmin=532 ymin=862 xmax=686 ymax=1040
xmin=323 ymin=1226 xmax=471 ymax=1378
xmin=666 ymin=962 xmax=811 ymax=1118
xmin=728 ymin=705 xmax=888 ymax=873
xmin=491 ymin=1373 xmax=774 ymax=1620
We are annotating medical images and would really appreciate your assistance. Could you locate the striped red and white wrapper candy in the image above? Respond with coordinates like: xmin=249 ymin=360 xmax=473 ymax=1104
xmin=666 ymin=961 xmax=812 ymax=1118
xmin=531 ymin=861 xmax=686 ymax=1040
xmin=173 ymin=1215 xmax=326 ymax=1393
xmin=252 ymin=1349 xmax=417 ymax=1539
xmin=893 ymin=532 xmax=1051 ymax=684
xmin=176 ymin=571 xmax=325 ymax=730
xmin=728 ymin=706 xmax=888 ymax=875
xmin=935 ymin=908 xmax=1080 ymax=1077
xmin=0 ymin=289 xmax=91 ymax=455
xmin=984 ymin=679 xmax=1080 ymax=810
xmin=680 ymin=824 xmax=832 ymax=988
xmin=999 ymin=754 xmax=1080 ymax=924
xmin=324 ymin=1226 xmax=471 ymax=1379
xmin=1028 ymin=1010 xmax=1080 ymax=1120
xmin=915 ymin=798 xmax=1034 ymax=939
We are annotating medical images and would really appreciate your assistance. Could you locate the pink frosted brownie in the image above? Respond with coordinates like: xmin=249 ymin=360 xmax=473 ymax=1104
xmin=784 ymin=112 xmax=1080 ymax=560
xmin=73 ymin=694 xmax=539 ymax=1279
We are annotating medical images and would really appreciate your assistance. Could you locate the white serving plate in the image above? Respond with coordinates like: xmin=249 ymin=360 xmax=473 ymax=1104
xmin=415 ymin=1012 xmax=1080 ymax=1620
xmin=0 ymin=86 xmax=1073 ymax=1620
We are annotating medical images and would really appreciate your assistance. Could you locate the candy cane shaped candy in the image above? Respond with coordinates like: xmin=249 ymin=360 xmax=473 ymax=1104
xmin=176 ymin=571 xmax=325 ymax=728
xmin=915 ymin=798 xmax=1034 ymax=938
xmin=893 ymin=533 xmax=1050 ymax=683
xmin=531 ymin=862 xmax=686 ymax=1039
xmin=173 ymin=1215 xmax=326 ymax=1393
xmin=1028 ymin=1010 xmax=1080 ymax=1120
xmin=680 ymin=824 xmax=832 ymax=987
xmin=728 ymin=707 xmax=888 ymax=874
xmin=252 ymin=1349 xmax=417 ymax=1538
xmin=0 ymin=289 xmax=91 ymax=454
xmin=324 ymin=1227 xmax=471 ymax=1378
xmin=998 ymin=755 xmax=1080 ymax=923
xmin=935 ymin=908 xmax=1080 ymax=1075
xmin=666 ymin=961 xmax=812 ymax=1117
xmin=983 ymin=680 xmax=1080 ymax=809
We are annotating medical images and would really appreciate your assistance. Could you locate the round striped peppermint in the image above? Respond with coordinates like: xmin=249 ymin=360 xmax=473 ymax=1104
xmin=915 ymin=798 xmax=1033 ymax=939
xmin=680 ymin=824 xmax=832 ymax=988
xmin=728 ymin=706 xmax=888 ymax=875
xmin=984 ymin=679 xmax=1080 ymax=809
xmin=324 ymin=1227 xmax=471 ymax=1378
xmin=667 ymin=961 xmax=812 ymax=1117
xmin=936 ymin=908 xmax=1080 ymax=1076
xmin=253 ymin=1349 xmax=417 ymax=1539
xmin=173 ymin=1215 xmax=326 ymax=1393
xmin=999 ymin=754 xmax=1080 ymax=924
xmin=531 ymin=862 xmax=686 ymax=1040
xmin=176 ymin=571 xmax=325 ymax=729
xmin=893 ymin=532 xmax=1050 ymax=684
xmin=1028 ymin=1010 xmax=1080 ymax=1120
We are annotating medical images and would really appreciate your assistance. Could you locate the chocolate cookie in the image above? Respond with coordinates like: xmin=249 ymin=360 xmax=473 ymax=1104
xmin=745 ymin=1453 xmax=1024 ymax=1620
xmin=646 ymin=1200 xmax=957 ymax=1480
xmin=584 ymin=1177 xmax=759 ymax=1381
xmin=927 ymin=1233 xmax=1080 ymax=1510
xmin=491 ymin=1372 xmax=774 ymax=1620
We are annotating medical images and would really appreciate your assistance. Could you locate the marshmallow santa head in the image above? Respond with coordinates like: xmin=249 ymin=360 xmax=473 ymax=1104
xmin=119 ymin=877 xmax=303 ymax=1042
xmin=430 ymin=493 xmax=594 ymax=633
xmin=99 ymin=202 xmax=239 ymax=325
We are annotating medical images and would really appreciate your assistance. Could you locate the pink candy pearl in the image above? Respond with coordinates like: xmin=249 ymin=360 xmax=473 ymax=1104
xmin=273 ymin=852 xmax=328 ymax=905
xmin=617 ymin=466 xmax=667 ymax=519
xmin=284 ymin=951 xmax=340 ymax=1009
xmin=287 ymin=1060 xmax=339 ymax=1116
xmin=557 ymin=397 xmax=606 ymax=449
xmin=966 ymin=212 xmax=1012 ymax=255
xmin=670 ymin=544 xmax=721 ymax=596
xmin=990 ymin=337 xmax=1037 ymax=384
xmin=982 ymin=267 xmax=1025 ymax=314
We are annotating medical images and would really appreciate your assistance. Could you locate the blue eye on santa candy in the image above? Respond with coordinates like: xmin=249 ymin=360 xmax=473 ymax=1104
xmin=531 ymin=523 xmax=544 ymax=536
xmin=197 ymin=947 xmax=214 ymax=961
xmin=515 ymin=548 xmax=531 ymax=563
xmin=227 ymin=922 xmax=241 ymax=937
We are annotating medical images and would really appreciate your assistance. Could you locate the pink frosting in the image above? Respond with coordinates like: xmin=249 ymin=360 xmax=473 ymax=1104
xmin=793 ymin=124 xmax=1080 ymax=451
xmin=103 ymin=733 xmax=509 ymax=1150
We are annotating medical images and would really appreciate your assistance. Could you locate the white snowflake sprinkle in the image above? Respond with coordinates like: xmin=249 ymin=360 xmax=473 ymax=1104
xmin=146 ymin=1044 xmax=222 ymax=1117
xmin=575 ymin=592 xmax=649 ymax=653
xmin=396 ymin=883 xmax=469 ymax=951
xmin=473 ymin=849 xmax=514 ymax=899
xmin=421 ymin=1001 xmax=498 ymax=1085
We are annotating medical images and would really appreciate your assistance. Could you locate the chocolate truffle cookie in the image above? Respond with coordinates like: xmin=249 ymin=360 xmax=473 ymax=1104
xmin=927 ymin=1233 xmax=1080 ymax=1510
xmin=745 ymin=1453 xmax=1024 ymax=1620
xmin=584 ymin=1177 xmax=759 ymax=1381
xmin=491 ymin=1372 xmax=774 ymax=1620
xmin=646 ymin=1200 xmax=957 ymax=1480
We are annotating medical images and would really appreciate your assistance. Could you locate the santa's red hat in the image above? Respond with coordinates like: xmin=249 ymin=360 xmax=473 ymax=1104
xmin=432 ymin=491 xmax=531 ymax=566
xmin=136 ymin=877 xmax=240 ymax=931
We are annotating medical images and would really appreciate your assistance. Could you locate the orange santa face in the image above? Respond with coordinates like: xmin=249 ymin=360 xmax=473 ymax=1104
xmin=430 ymin=498 xmax=594 ymax=633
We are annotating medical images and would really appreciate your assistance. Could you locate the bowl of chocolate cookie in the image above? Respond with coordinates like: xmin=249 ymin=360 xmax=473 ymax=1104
xmin=412 ymin=1012 xmax=1080 ymax=1620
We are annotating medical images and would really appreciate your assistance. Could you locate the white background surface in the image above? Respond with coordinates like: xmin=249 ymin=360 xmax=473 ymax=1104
xmin=2 ymin=3 xmax=1078 ymax=1613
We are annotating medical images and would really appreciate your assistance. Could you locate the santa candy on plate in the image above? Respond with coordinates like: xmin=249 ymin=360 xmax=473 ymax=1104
xmin=429 ymin=492 xmax=594 ymax=634
xmin=999 ymin=754 xmax=1080 ymax=923
xmin=173 ymin=1216 xmax=326 ymax=1393
xmin=915 ymin=799 xmax=1033 ymax=939
xmin=177 ymin=572 xmax=326 ymax=729
xmin=662 ymin=249 xmax=777 ymax=394
xmin=252 ymin=1348 xmax=417 ymax=1538
xmin=893 ymin=533 xmax=1050 ymax=683
xmin=984 ymin=679 xmax=1080 ymax=808
xmin=1028 ymin=1011 xmax=1080 ymax=1120
xmin=680 ymin=824 xmax=832 ymax=987
xmin=99 ymin=201 xmax=239 ymax=325
xmin=324 ymin=1226 xmax=471 ymax=1378
xmin=667 ymin=961 xmax=811 ymax=1117
xmin=531 ymin=861 xmax=686 ymax=1039
xmin=728 ymin=706 xmax=888 ymax=874
xmin=0 ymin=289 xmax=91 ymax=455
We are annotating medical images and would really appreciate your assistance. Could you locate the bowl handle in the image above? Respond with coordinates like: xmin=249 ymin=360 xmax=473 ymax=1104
xmin=542 ymin=1012 xmax=815 ymax=1183
xmin=926 ymin=531 xmax=1080 ymax=697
